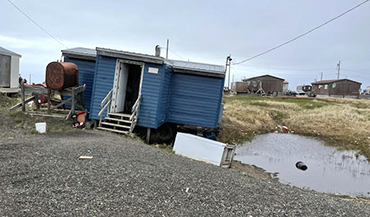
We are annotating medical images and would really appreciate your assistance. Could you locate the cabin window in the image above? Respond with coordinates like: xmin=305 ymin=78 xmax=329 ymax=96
xmin=324 ymin=84 xmax=328 ymax=89
xmin=332 ymin=83 xmax=336 ymax=88
xmin=319 ymin=85 xmax=322 ymax=88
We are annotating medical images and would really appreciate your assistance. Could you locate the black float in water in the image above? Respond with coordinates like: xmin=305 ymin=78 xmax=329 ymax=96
xmin=296 ymin=161 xmax=308 ymax=171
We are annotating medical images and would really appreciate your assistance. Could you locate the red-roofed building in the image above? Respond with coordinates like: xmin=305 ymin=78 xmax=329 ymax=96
xmin=311 ymin=79 xmax=361 ymax=98
xmin=283 ymin=81 xmax=289 ymax=92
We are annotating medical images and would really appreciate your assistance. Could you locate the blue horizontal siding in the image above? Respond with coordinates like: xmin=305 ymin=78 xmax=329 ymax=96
xmin=137 ymin=63 xmax=165 ymax=129
xmin=166 ymin=73 xmax=224 ymax=128
xmin=89 ymin=55 xmax=116 ymax=120
xmin=65 ymin=58 xmax=95 ymax=111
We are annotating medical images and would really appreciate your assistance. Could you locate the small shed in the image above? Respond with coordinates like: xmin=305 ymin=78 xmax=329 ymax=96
xmin=61 ymin=47 xmax=225 ymax=139
xmin=0 ymin=46 xmax=21 ymax=89
xmin=311 ymin=79 xmax=361 ymax=98
xmin=231 ymin=82 xmax=249 ymax=93
xmin=283 ymin=81 xmax=289 ymax=92
xmin=242 ymin=74 xmax=284 ymax=95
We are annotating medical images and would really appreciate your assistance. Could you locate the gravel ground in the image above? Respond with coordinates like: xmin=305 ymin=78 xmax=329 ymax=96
xmin=1 ymin=130 xmax=369 ymax=216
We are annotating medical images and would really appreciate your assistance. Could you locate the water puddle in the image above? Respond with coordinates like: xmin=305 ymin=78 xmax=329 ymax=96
xmin=234 ymin=133 xmax=370 ymax=198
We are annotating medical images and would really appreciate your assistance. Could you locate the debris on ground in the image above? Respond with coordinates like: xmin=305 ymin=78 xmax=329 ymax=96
xmin=173 ymin=132 xmax=235 ymax=167
xmin=79 ymin=156 xmax=93 ymax=160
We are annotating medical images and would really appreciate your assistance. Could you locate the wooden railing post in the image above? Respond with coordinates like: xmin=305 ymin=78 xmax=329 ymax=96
xmin=21 ymin=81 xmax=25 ymax=112
xmin=98 ymin=89 xmax=113 ymax=127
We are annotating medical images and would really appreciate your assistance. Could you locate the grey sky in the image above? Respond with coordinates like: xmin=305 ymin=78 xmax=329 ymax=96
xmin=1 ymin=0 xmax=369 ymax=90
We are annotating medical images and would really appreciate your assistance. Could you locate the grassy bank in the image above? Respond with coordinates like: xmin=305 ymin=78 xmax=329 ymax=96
xmin=0 ymin=94 xmax=73 ymax=138
xmin=218 ymin=95 xmax=370 ymax=160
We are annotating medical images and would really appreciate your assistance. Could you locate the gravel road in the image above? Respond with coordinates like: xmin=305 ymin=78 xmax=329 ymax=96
xmin=1 ymin=130 xmax=369 ymax=216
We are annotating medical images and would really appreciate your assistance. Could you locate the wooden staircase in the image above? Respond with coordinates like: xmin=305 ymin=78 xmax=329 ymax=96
xmin=97 ymin=90 xmax=141 ymax=135
xmin=97 ymin=113 xmax=132 ymax=134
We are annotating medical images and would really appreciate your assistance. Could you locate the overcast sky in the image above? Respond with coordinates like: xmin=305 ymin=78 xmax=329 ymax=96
xmin=1 ymin=0 xmax=369 ymax=90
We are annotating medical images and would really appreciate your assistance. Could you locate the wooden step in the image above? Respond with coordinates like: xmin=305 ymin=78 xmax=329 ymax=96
xmin=97 ymin=127 xmax=129 ymax=134
xmin=100 ymin=122 xmax=131 ymax=129
xmin=104 ymin=117 xmax=132 ymax=124
xmin=108 ymin=113 xmax=131 ymax=119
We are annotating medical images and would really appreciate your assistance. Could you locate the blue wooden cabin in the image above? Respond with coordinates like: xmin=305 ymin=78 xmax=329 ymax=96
xmin=62 ymin=47 xmax=225 ymax=140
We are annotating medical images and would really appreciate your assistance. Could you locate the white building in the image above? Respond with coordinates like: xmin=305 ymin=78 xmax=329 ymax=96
xmin=0 ymin=46 xmax=21 ymax=93
xmin=283 ymin=80 xmax=289 ymax=92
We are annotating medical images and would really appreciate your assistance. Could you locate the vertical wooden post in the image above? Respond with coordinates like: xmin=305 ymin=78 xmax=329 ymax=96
xmin=71 ymin=87 xmax=75 ymax=115
xmin=34 ymin=94 xmax=40 ymax=110
xmin=21 ymin=81 xmax=25 ymax=112
xmin=47 ymin=89 xmax=51 ymax=114
xmin=146 ymin=128 xmax=151 ymax=143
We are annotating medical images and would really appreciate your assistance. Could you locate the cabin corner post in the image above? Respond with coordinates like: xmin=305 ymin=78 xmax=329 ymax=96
xmin=146 ymin=128 xmax=151 ymax=143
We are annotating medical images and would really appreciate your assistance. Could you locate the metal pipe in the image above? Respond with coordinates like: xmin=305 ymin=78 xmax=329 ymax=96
xmin=166 ymin=39 xmax=169 ymax=59
xmin=225 ymin=55 xmax=232 ymax=89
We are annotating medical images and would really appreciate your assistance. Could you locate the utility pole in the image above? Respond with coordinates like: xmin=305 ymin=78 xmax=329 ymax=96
xmin=321 ymin=72 xmax=323 ymax=81
xmin=337 ymin=61 xmax=341 ymax=79
xmin=166 ymin=39 xmax=169 ymax=59
xmin=225 ymin=55 xmax=232 ymax=89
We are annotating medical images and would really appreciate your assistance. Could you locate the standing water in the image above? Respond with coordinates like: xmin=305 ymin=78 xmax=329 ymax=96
xmin=235 ymin=133 xmax=370 ymax=198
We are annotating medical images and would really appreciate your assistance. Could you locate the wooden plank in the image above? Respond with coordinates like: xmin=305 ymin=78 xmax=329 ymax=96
xmin=26 ymin=112 xmax=66 ymax=118
xmin=66 ymin=109 xmax=73 ymax=120
xmin=0 ymin=88 xmax=20 ymax=93
xmin=23 ymin=85 xmax=48 ymax=95
xmin=34 ymin=94 xmax=40 ymax=110
xmin=50 ymin=98 xmax=72 ymax=111
xmin=98 ymin=100 xmax=111 ymax=117
xmin=97 ymin=127 xmax=129 ymax=134
xmin=10 ymin=95 xmax=35 ymax=112
xmin=59 ymin=84 xmax=86 ymax=95
xmin=101 ymin=89 xmax=113 ymax=107
xmin=100 ymin=122 xmax=130 ymax=129
xmin=108 ymin=113 xmax=131 ymax=118
xmin=104 ymin=117 xmax=132 ymax=124
xmin=79 ymin=156 xmax=93 ymax=160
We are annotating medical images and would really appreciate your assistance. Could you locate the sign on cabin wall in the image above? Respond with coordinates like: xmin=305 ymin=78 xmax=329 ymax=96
xmin=148 ymin=67 xmax=158 ymax=74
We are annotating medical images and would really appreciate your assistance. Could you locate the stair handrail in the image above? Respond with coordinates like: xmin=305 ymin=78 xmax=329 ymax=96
xmin=98 ymin=89 xmax=113 ymax=127
xmin=130 ymin=94 xmax=142 ymax=133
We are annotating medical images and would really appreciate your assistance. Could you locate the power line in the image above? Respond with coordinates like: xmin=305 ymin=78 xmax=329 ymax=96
xmin=232 ymin=64 xmax=335 ymax=71
xmin=233 ymin=0 xmax=369 ymax=65
xmin=6 ymin=0 xmax=68 ymax=49
xmin=169 ymin=48 xmax=186 ymax=60
xmin=341 ymin=68 xmax=370 ymax=72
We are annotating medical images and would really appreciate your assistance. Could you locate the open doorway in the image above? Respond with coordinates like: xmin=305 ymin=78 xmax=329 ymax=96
xmin=111 ymin=62 xmax=142 ymax=114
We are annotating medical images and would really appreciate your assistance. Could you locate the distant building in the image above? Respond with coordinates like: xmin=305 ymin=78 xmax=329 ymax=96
xmin=296 ymin=84 xmax=312 ymax=95
xmin=0 ymin=46 xmax=21 ymax=90
xmin=242 ymin=74 xmax=284 ymax=95
xmin=362 ymin=86 xmax=370 ymax=95
xmin=283 ymin=81 xmax=289 ymax=92
xmin=231 ymin=81 xmax=249 ymax=94
xmin=311 ymin=79 xmax=361 ymax=98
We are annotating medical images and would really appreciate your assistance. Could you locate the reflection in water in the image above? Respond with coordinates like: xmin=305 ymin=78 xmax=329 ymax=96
xmin=235 ymin=133 xmax=370 ymax=197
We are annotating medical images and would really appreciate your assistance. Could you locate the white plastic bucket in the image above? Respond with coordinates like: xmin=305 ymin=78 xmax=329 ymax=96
xmin=35 ymin=122 xmax=46 ymax=133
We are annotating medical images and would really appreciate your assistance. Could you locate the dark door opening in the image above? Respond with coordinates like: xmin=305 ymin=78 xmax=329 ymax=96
xmin=123 ymin=64 xmax=142 ymax=114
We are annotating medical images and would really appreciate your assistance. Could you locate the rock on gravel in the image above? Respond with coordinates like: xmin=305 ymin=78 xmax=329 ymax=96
xmin=0 ymin=130 xmax=369 ymax=216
